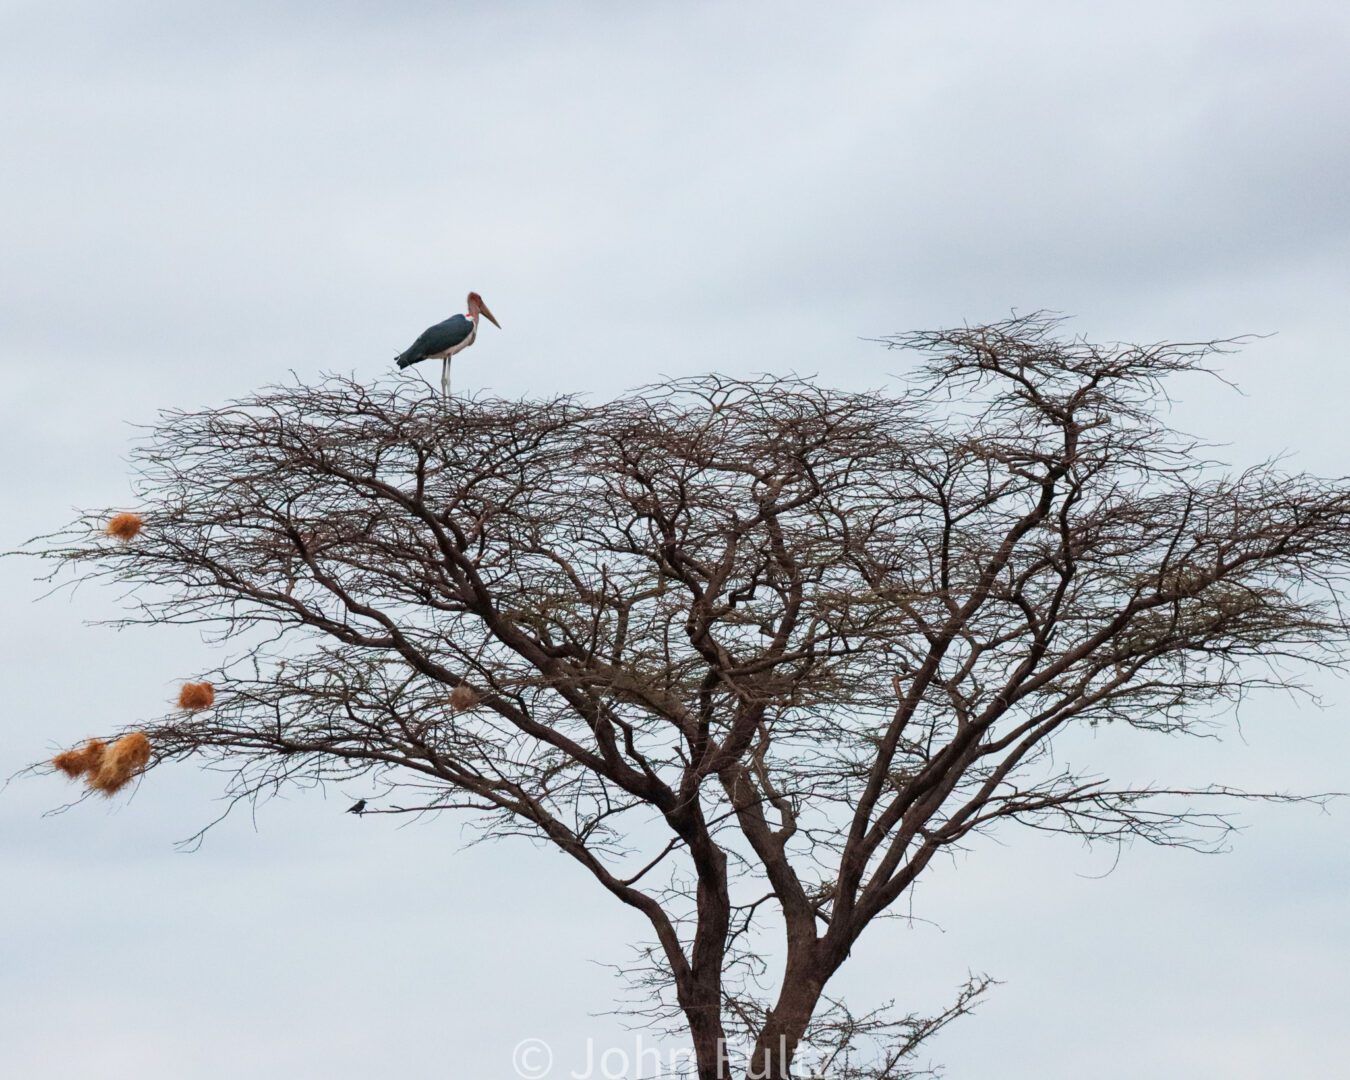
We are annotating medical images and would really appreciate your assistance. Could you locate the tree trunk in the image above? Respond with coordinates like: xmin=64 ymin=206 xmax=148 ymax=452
xmin=745 ymin=974 xmax=823 ymax=1080
xmin=687 ymin=1007 xmax=732 ymax=1080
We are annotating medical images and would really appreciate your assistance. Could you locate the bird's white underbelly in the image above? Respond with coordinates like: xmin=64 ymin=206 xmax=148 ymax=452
xmin=428 ymin=323 xmax=477 ymax=359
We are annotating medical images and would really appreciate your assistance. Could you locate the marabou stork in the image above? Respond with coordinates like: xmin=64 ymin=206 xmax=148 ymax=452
xmin=394 ymin=292 xmax=501 ymax=399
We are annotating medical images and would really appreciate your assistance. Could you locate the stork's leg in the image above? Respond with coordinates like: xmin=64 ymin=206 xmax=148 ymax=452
xmin=442 ymin=356 xmax=450 ymax=401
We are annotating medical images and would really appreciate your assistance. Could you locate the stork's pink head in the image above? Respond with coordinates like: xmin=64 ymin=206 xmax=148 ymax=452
xmin=467 ymin=292 xmax=501 ymax=329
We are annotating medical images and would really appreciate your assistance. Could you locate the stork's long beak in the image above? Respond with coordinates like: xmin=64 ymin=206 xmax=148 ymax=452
xmin=479 ymin=300 xmax=501 ymax=329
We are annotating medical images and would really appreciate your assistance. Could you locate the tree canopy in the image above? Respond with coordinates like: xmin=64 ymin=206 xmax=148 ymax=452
xmin=30 ymin=315 xmax=1350 ymax=1079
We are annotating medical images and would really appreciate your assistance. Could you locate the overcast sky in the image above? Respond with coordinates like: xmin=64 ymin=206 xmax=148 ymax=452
xmin=3 ymin=3 xmax=1349 ymax=1078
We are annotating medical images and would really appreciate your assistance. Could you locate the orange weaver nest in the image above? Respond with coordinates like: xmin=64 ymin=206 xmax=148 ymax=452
xmin=105 ymin=512 xmax=144 ymax=542
xmin=52 ymin=738 xmax=107 ymax=780
xmin=51 ymin=732 xmax=152 ymax=796
xmin=89 ymin=732 xmax=152 ymax=795
xmin=448 ymin=684 xmax=479 ymax=712
xmin=177 ymin=681 xmax=215 ymax=710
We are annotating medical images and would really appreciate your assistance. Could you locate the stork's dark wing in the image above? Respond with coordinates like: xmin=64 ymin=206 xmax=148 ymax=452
xmin=394 ymin=314 xmax=473 ymax=368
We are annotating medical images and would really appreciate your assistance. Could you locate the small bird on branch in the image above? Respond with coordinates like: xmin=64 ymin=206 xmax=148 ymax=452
xmin=346 ymin=799 xmax=367 ymax=815
xmin=394 ymin=291 xmax=501 ymax=400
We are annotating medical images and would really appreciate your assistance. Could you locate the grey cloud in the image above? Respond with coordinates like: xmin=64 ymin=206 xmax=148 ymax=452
xmin=3 ymin=3 xmax=1349 ymax=1078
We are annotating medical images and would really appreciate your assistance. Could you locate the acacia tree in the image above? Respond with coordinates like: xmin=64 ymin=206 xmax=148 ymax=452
xmin=29 ymin=316 xmax=1350 ymax=1079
